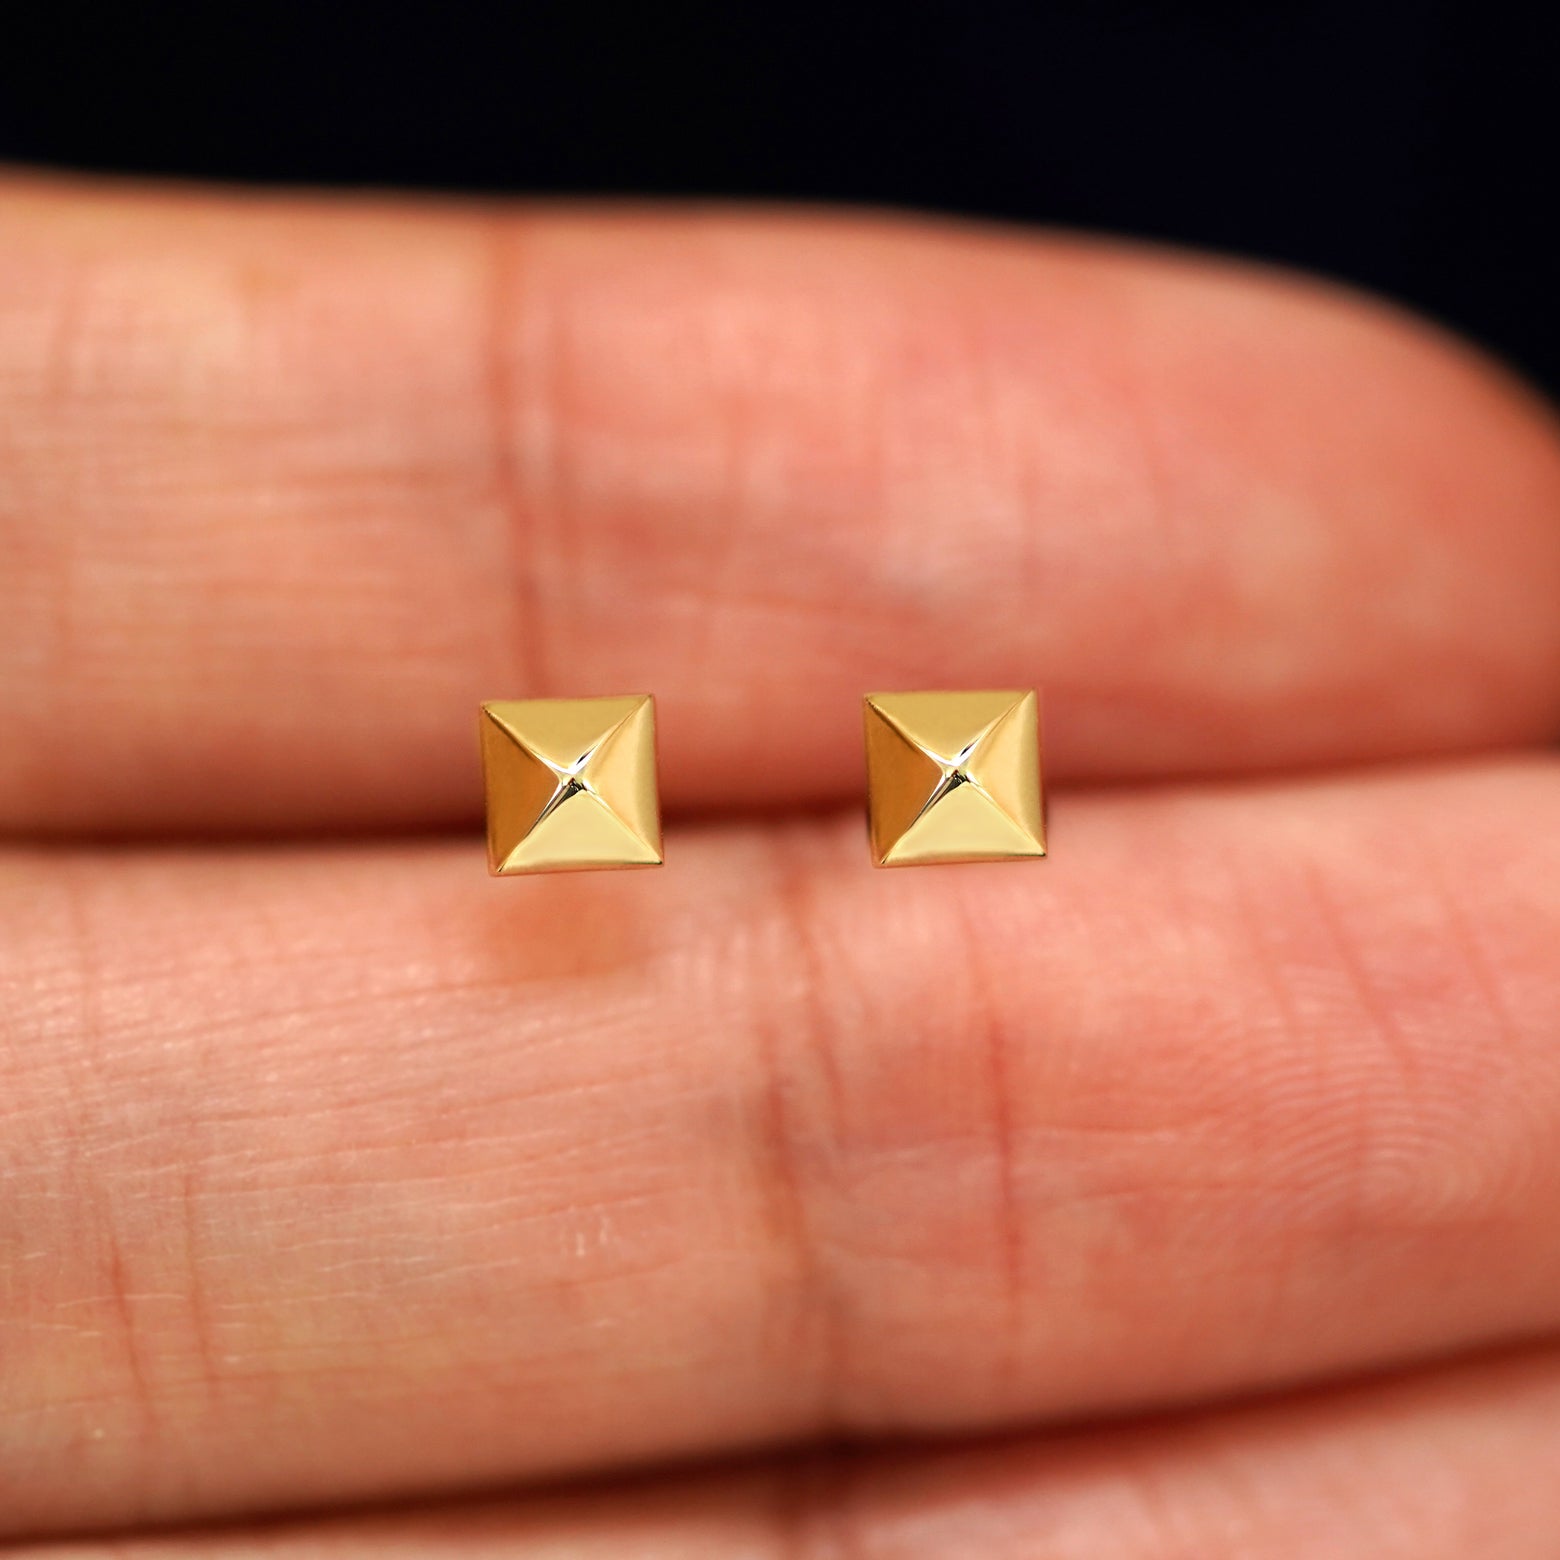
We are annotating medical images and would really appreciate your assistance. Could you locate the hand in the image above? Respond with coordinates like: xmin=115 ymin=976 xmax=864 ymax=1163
xmin=3 ymin=175 xmax=1559 ymax=1558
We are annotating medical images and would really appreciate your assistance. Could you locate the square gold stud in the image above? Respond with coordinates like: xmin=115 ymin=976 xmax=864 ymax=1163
xmin=479 ymin=696 xmax=663 ymax=875
xmin=863 ymin=689 xmax=1046 ymax=867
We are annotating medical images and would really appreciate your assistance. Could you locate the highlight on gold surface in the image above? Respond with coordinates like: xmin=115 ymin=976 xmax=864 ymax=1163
xmin=863 ymin=689 xmax=1045 ymax=867
xmin=479 ymin=695 xmax=663 ymax=875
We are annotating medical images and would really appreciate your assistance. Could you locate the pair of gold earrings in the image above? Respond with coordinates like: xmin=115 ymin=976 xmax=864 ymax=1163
xmin=479 ymin=688 xmax=1046 ymax=875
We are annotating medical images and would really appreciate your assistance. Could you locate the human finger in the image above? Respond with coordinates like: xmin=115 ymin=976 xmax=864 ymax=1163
xmin=17 ymin=1349 xmax=1560 ymax=1556
xmin=4 ymin=176 xmax=1559 ymax=833
xmin=3 ymin=759 xmax=1559 ymax=1530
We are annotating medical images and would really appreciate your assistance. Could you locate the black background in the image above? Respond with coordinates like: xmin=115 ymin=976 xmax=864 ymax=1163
xmin=3 ymin=1 xmax=1556 ymax=394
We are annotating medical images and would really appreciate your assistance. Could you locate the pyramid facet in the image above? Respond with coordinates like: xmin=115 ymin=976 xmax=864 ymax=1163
xmin=863 ymin=690 xmax=1045 ymax=866
xmin=480 ymin=696 xmax=663 ymax=874
xmin=963 ymin=694 xmax=1044 ymax=846
xmin=864 ymin=703 xmax=945 ymax=864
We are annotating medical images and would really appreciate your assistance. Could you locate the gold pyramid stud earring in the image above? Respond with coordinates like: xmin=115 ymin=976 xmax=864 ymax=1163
xmin=479 ymin=695 xmax=664 ymax=874
xmin=863 ymin=689 xmax=1046 ymax=867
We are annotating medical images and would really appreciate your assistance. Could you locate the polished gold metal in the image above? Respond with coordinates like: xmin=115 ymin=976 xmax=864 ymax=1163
xmin=863 ymin=689 xmax=1045 ymax=867
xmin=479 ymin=696 xmax=663 ymax=874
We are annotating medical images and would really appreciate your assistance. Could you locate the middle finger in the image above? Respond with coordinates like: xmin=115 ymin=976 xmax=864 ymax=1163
xmin=3 ymin=758 xmax=1559 ymax=1533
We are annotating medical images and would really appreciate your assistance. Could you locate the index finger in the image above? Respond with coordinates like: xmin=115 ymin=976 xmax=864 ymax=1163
xmin=2 ymin=176 xmax=1558 ymax=834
